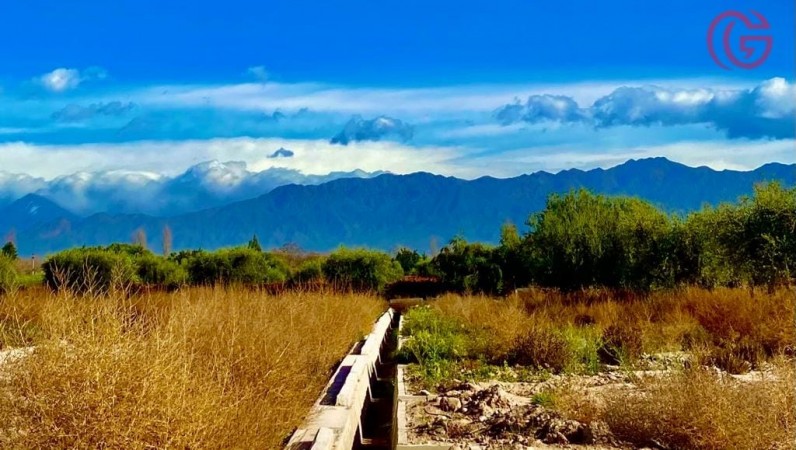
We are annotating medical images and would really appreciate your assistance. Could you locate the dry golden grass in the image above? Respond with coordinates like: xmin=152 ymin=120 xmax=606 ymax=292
xmin=423 ymin=287 xmax=795 ymax=371
xmin=0 ymin=286 xmax=384 ymax=449
xmin=407 ymin=288 xmax=796 ymax=449
xmin=600 ymin=362 xmax=796 ymax=450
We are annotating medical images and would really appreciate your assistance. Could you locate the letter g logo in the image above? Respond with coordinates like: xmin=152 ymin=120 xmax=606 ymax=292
xmin=707 ymin=11 xmax=773 ymax=70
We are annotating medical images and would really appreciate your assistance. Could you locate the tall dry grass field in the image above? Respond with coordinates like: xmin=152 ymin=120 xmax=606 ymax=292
xmin=402 ymin=287 xmax=796 ymax=449
xmin=424 ymin=287 xmax=795 ymax=371
xmin=0 ymin=286 xmax=384 ymax=449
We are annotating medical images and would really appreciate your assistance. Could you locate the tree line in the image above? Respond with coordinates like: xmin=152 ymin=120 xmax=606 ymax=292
xmin=422 ymin=182 xmax=795 ymax=293
xmin=1 ymin=182 xmax=793 ymax=295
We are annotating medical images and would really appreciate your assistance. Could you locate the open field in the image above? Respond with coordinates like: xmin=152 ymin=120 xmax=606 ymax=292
xmin=0 ymin=287 xmax=384 ymax=449
xmin=400 ymin=288 xmax=796 ymax=450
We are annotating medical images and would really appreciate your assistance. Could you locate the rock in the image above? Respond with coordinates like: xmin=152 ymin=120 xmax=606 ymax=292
xmin=458 ymin=381 xmax=478 ymax=391
xmin=440 ymin=396 xmax=463 ymax=412
xmin=543 ymin=430 xmax=569 ymax=445
xmin=542 ymin=419 xmax=594 ymax=445
xmin=419 ymin=389 xmax=431 ymax=396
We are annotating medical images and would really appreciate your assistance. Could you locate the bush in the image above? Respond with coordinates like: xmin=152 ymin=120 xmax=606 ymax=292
xmin=322 ymin=247 xmax=403 ymax=292
xmin=598 ymin=323 xmax=643 ymax=365
xmin=182 ymin=248 xmax=289 ymax=286
xmin=508 ymin=325 xmax=572 ymax=373
xmin=290 ymin=258 xmax=325 ymax=286
xmin=0 ymin=255 xmax=17 ymax=294
xmin=218 ymin=248 xmax=288 ymax=285
xmin=43 ymin=249 xmax=137 ymax=294
xmin=136 ymin=254 xmax=188 ymax=290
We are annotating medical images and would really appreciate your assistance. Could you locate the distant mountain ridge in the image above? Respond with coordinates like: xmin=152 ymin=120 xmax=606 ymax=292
xmin=5 ymin=158 xmax=795 ymax=255
xmin=0 ymin=194 xmax=78 ymax=242
xmin=0 ymin=161 xmax=387 ymax=216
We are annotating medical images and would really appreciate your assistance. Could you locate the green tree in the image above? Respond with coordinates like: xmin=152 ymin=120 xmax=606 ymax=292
xmin=495 ymin=223 xmax=532 ymax=291
xmin=525 ymin=189 xmax=673 ymax=291
xmin=709 ymin=182 xmax=796 ymax=289
xmin=394 ymin=247 xmax=424 ymax=274
xmin=431 ymin=237 xmax=503 ymax=294
xmin=1 ymin=241 xmax=17 ymax=260
xmin=247 ymin=234 xmax=263 ymax=252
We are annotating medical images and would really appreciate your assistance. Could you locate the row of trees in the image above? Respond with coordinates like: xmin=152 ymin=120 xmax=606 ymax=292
xmin=414 ymin=182 xmax=795 ymax=293
xmin=16 ymin=181 xmax=796 ymax=295
xmin=39 ymin=241 xmax=405 ymax=294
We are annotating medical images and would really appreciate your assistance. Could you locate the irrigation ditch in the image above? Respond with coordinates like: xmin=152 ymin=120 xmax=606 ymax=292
xmin=285 ymin=307 xmax=401 ymax=450
xmin=285 ymin=291 xmax=459 ymax=450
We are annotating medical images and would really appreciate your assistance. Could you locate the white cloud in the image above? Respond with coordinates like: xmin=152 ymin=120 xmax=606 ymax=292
xmin=134 ymin=77 xmax=750 ymax=116
xmin=495 ymin=78 xmax=795 ymax=139
xmin=1 ymin=161 xmax=383 ymax=215
xmin=39 ymin=68 xmax=82 ymax=92
xmin=0 ymin=138 xmax=474 ymax=180
xmin=37 ymin=67 xmax=108 ymax=93
xmin=0 ymin=136 xmax=791 ymax=185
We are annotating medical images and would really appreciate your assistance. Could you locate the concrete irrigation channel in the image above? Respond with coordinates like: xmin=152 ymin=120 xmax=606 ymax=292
xmin=286 ymin=308 xmax=403 ymax=450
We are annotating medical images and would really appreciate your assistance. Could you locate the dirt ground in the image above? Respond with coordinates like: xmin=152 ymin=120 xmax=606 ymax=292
xmin=403 ymin=358 xmax=780 ymax=450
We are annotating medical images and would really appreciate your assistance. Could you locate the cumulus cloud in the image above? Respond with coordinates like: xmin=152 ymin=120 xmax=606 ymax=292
xmin=330 ymin=115 xmax=414 ymax=145
xmin=268 ymin=147 xmax=294 ymax=158
xmin=37 ymin=67 xmax=108 ymax=92
xmin=51 ymin=101 xmax=136 ymax=123
xmin=495 ymin=78 xmax=796 ymax=139
xmin=495 ymin=95 xmax=588 ymax=125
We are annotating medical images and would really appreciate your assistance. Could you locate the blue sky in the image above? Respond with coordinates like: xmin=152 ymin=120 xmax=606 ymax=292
xmin=0 ymin=0 xmax=793 ymax=187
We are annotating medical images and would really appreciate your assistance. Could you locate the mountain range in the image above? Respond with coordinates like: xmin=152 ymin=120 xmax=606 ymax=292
xmin=2 ymin=158 xmax=794 ymax=256
xmin=0 ymin=161 xmax=385 ymax=216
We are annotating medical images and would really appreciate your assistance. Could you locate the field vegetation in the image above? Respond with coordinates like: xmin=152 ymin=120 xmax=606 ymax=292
xmin=0 ymin=287 xmax=383 ymax=449
xmin=400 ymin=289 xmax=795 ymax=449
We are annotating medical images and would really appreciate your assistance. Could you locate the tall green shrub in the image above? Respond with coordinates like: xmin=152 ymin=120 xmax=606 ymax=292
xmin=290 ymin=257 xmax=325 ymax=285
xmin=136 ymin=254 xmax=188 ymax=289
xmin=182 ymin=248 xmax=289 ymax=286
xmin=322 ymin=247 xmax=403 ymax=292
xmin=43 ymin=248 xmax=137 ymax=294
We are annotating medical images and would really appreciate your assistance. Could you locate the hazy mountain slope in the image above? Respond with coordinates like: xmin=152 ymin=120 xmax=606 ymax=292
xmin=0 ymin=194 xmax=79 ymax=239
xmin=14 ymin=158 xmax=796 ymax=255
